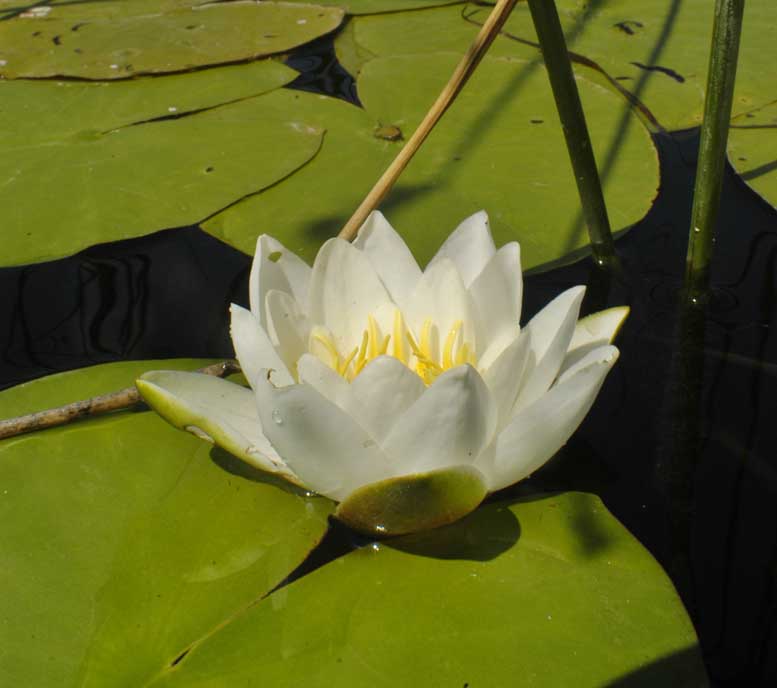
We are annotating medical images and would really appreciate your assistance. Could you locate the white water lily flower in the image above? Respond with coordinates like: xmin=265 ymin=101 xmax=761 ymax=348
xmin=137 ymin=211 xmax=627 ymax=535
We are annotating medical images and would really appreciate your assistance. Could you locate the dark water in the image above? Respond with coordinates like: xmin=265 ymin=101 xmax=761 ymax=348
xmin=1 ymin=38 xmax=775 ymax=688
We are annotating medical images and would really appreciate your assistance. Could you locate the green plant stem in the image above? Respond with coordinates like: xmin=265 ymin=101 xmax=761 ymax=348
xmin=526 ymin=0 xmax=615 ymax=266
xmin=685 ymin=0 xmax=745 ymax=304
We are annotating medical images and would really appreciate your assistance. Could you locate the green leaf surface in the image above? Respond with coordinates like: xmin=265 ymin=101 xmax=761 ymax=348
xmin=334 ymin=464 xmax=488 ymax=536
xmin=285 ymin=0 xmax=465 ymax=15
xmin=467 ymin=0 xmax=774 ymax=132
xmin=339 ymin=1 xmax=774 ymax=133
xmin=0 ymin=360 xmax=333 ymax=687
xmin=0 ymin=0 xmax=344 ymax=79
xmin=728 ymin=102 xmax=777 ymax=208
xmin=207 ymin=54 xmax=659 ymax=270
xmin=334 ymin=3 xmax=494 ymax=77
xmin=203 ymin=90 xmax=395 ymax=265
xmin=0 ymin=59 xmax=298 ymax=143
xmin=149 ymin=492 xmax=707 ymax=687
xmin=1 ymin=87 xmax=323 ymax=267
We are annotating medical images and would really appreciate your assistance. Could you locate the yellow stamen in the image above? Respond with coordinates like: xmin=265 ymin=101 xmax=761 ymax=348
xmin=392 ymin=310 xmax=408 ymax=364
xmin=419 ymin=318 xmax=434 ymax=361
xmin=367 ymin=315 xmax=381 ymax=359
xmin=443 ymin=320 xmax=463 ymax=369
xmin=307 ymin=309 xmax=476 ymax=385
xmin=312 ymin=331 xmax=340 ymax=369
xmin=339 ymin=346 xmax=359 ymax=376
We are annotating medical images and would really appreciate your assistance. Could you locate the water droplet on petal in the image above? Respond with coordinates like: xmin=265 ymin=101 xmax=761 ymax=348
xmin=271 ymin=409 xmax=283 ymax=425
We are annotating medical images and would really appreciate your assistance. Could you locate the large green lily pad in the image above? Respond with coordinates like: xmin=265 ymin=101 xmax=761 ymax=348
xmin=465 ymin=0 xmax=774 ymax=132
xmin=333 ymin=3 xmax=504 ymax=78
xmin=204 ymin=89 xmax=396 ymax=265
xmin=0 ymin=87 xmax=323 ymax=267
xmin=0 ymin=0 xmax=344 ymax=79
xmin=338 ymin=1 xmax=774 ymax=133
xmin=0 ymin=59 xmax=298 ymax=144
xmin=147 ymin=493 xmax=707 ymax=687
xmin=0 ymin=360 xmax=334 ymax=687
xmin=728 ymin=103 xmax=777 ymax=208
xmin=286 ymin=0 xmax=465 ymax=15
xmin=206 ymin=54 xmax=659 ymax=270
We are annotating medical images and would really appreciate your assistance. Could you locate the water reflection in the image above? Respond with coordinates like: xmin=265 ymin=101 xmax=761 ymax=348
xmin=0 ymin=226 xmax=249 ymax=390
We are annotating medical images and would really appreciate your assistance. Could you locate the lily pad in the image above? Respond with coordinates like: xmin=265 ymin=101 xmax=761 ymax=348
xmin=465 ymin=0 xmax=774 ymax=132
xmin=0 ymin=360 xmax=333 ymax=687
xmin=147 ymin=493 xmax=707 ymax=687
xmin=206 ymin=54 xmax=659 ymax=270
xmin=203 ymin=90 xmax=396 ymax=265
xmin=333 ymin=3 xmax=508 ymax=78
xmin=0 ymin=0 xmax=344 ymax=79
xmin=285 ymin=0 xmax=465 ymax=15
xmin=0 ymin=87 xmax=323 ymax=267
xmin=0 ymin=59 xmax=298 ymax=144
xmin=728 ymin=103 xmax=777 ymax=208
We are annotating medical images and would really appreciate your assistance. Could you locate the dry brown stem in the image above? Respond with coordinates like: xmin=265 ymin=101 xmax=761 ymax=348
xmin=0 ymin=360 xmax=241 ymax=441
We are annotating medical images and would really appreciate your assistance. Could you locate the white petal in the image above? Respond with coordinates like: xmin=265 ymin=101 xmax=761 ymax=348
xmin=557 ymin=344 xmax=619 ymax=384
xmin=350 ymin=355 xmax=426 ymax=443
xmin=248 ymin=235 xmax=311 ymax=326
xmin=469 ymin=242 xmax=522 ymax=361
xmin=427 ymin=210 xmax=496 ymax=287
xmin=481 ymin=330 xmax=531 ymax=430
xmin=405 ymin=258 xmax=475 ymax=359
xmin=230 ymin=304 xmax=293 ymax=389
xmin=488 ymin=348 xmax=619 ymax=491
xmin=265 ymin=290 xmax=310 ymax=378
xmin=559 ymin=306 xmax=629 ymax=378
xmin=136 ymin=371 xmax=290 ymax=477
xmin=296 ymin=353 xmax=356 ymax=416
xmin=512 ymin=286 xmax=585 ymax=412
xmin=254 ymin=373 xmax=390 ymax=501
xmin=381 ymin=365 xmax=497 ymax=476
xmin=353 ymin=210 xmax=422 ymax=311
xmin=308 ymin=238 xmax=393 ymax=353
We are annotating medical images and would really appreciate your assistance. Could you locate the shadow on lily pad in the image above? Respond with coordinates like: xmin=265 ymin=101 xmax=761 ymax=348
xmin=498 ymin=486 xmax=616 ymax=559
xmin=388 ymin=498 xmax=521 ymax=562
xmin=603 ymin=645 xmax=709 ymax=687
xmin=209 ymin=446 xmax=312 ymax=497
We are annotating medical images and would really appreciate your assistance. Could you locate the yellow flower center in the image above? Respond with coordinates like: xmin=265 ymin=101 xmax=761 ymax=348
xmin=310 ymin=310 xmax=476 ymax=385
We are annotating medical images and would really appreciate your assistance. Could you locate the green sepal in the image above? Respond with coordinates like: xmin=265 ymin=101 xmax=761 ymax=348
xmin=334 ymin=465 xmax=488 ymax=537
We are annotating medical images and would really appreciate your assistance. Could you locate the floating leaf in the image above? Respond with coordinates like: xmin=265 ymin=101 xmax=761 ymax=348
xmin=203 ymin=90 xmax=395 ymax=265
xmin=334 ymin=3 xmax=501 ymax=78
xmin=147 ymin=493 xmax=707 ymax=687
xmin=284 ymin=0 xmax=465 ymax=15
xmin=728 ymin=103 xmax=777 ymax=208
xmin=0 ymin=360 xmax=333 ymax=687
xmin=0 ymin=0 xmax=344 ymax=79
xmin=206 ymin=54 xmax=659 ymax=270
xmin=0 ymin=59 xmax=298 ymax=143
xmin=0 ymin=87 xmax=323 ymax=267
xmin=466 ymin=0 xmax=774 ymax=132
